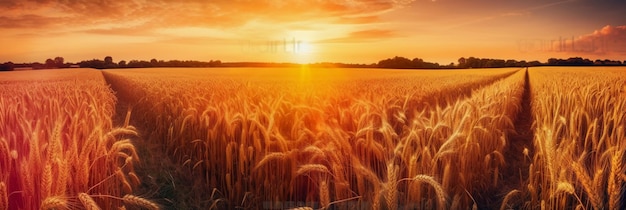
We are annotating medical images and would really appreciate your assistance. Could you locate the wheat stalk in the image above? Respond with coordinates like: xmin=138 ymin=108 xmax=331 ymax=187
xmin=40 ymin=196 xmax=67 ymax=210
xmin=499 ymin=189 xmax=520 ymax=210
xmin=319 ymin=179 xmax=330 ymax=209
xmin=608 ymin=149 xmax=623 ymax=210
xmin=78 ymin=193 xmax=101 ymax=210
xmin=556 ymin=182 xmax=575 ymax=195
xmin=402 ymin=174 xmax=447 ymax=210
xmin=384 ymin=164 xmax=398 ymax=210
xmin=296 ymin=164 xmax=330 ymax=176
xmin=0 ymin=182 xmax=7 ymax=210
xmin=41 ymin=163 xmax=52 ymax=198
xmin=571 ymin=161 xmax=602 ymax=208
xmin=122 ymin=194 xmax=159 ymax=210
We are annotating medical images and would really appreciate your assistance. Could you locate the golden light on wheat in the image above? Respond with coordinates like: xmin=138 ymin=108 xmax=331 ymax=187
xmin=0 ymin=69 xmax=157 ymax=210
xmin=1 ymin=67 xmax=624 ymax=209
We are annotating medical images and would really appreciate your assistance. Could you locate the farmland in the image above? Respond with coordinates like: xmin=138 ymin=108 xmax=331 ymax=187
xmin=1 ymin=67 xmax=625 ymax=209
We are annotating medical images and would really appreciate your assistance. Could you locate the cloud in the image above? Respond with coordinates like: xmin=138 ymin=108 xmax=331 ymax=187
xmin=444 ymin=0 xmax=575 ymax=29
xmin=0 ymin=0 xmax=415 ymax=31
xmin=0 ymin=14 xmax=60 ymax=28
xmin=82 ymin=26 xmax=155 ymax=36
xmin=568 ymin=25 xmax=626 ymax=55
xmin=317 ymin=29 xmax=396 ymax=43
xmin=335 ymin=16 xmax=381 ymax=24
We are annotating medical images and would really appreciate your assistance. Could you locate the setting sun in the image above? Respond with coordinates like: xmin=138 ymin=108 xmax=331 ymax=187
xmin=1 ymin=0 xmax=624 ymax=64
xmin=293 ymin=41 xmax=314 ymax=64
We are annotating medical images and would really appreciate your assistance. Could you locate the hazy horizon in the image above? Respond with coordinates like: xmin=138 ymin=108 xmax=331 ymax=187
xmin=1 ymin=0 xmax=625 ymax=64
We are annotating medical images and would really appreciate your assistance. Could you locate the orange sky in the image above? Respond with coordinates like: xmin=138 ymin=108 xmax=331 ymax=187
xmin=1 ymin=0 xmax=625 ymax=64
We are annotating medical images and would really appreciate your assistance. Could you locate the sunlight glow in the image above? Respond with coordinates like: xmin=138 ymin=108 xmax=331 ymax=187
xmin=296 ymin=42 xmax=313 ymax=54
xmin=292 ymin=41 xmax=315 ymax=64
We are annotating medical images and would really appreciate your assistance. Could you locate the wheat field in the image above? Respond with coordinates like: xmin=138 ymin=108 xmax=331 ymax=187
xmin=0 ymin=69 xmax=157 ymax=210
xmin=1 ymin=67 xmax=624 ymax=209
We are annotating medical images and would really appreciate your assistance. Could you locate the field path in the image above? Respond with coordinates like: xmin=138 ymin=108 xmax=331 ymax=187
xmin=496 ymin=69 xmax=534 ymax=208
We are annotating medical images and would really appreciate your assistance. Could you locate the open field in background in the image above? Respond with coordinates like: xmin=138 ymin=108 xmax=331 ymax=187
xmin=1 ymin=67 xmax=624 ymax=209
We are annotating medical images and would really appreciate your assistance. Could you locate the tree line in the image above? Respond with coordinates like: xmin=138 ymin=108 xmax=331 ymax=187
xmin=2 ymin=56 xmax=625 ymax=71
xmin=0 ymin=56 xmax=222 ymax=71
xmin=376 ymin=56 xmax=625 ymax=69
xmin=78 ymin=56 xmax=222 ymax=69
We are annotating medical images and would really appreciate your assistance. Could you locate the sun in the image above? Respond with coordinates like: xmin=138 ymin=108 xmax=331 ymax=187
xmin=293 ymin=41 xmax=315 ymax=64
xmin=297 ymin=42 xmax=313 ymax=54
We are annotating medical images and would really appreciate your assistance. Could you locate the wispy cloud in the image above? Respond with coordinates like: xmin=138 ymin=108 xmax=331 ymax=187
xmin=0 ymin=0 xmax=415 ymax=31
xmin=444 ymin=0 xmax=576 ymax=29
xmin=317 ymin=29 xmax=397 ymax=43
xmin=335 ymin=16 xmax=381 ymax=24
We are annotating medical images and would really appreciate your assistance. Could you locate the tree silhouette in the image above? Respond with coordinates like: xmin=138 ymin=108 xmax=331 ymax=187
xmin=0 ymin=62 xmax=14 ymax=71
xmin=377 ymin=56 xmax=441 ymax=69
xmin=103 ymin=56 xmax=118 ymax=68
xmin=45 ymin=58 xmax=56 ymax=68
xmin=54 ymin=57 xmax=64 ymax=67
xmin=104 ymin=56 xmax=113 ymax=64
xmin=458 ymin=57 xmax=466 ymax=68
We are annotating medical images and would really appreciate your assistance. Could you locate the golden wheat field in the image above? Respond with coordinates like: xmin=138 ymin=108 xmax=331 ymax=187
xmin=1 ymin=67 xmax=624 ymax=210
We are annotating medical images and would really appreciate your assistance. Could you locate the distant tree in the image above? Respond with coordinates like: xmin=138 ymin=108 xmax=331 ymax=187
xmin=54 ymin=57 xmax=64 ymax=68
xmin=505 ymin=59 xmax=516 ymax=67
xmin=103 ymin=56 xmax=119 ymax=68
xmin=377 ymin=56 xmax=412 ymax=69
xmin=528 ymin=61 xmax=542 ymax=66
xmin=104 ymin=56 xmax=113 ymax=64
xmin=118 ymin=60 xmax=127 ymax=68
xmin=79 ymin=59 xmax=105 ymax=69
xmin=547 ymin=58 xmax=558 ymax=65
xmin=466 ymin=57 xmax=479 ymax=68
xmin=45 ymin=58 xmax=56 ymax=68
xmin=458 ymin=57 xmax=466 ymax=68
xmin=150 ymin=58 xmax=158 ymax=67
xmin=0 ymin=62 xmax=14 ymax=71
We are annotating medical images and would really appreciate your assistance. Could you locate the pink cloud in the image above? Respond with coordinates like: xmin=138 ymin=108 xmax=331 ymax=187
xmin=568 ymin=25 xmax=626 ymax=55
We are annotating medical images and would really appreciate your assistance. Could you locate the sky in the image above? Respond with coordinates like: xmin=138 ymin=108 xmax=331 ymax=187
xmin=1 ymin=0 xmax=625 ymax=64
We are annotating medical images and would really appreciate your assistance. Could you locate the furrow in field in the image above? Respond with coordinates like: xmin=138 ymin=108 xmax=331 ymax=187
xmin=509 ymin=67 xmax=626 ymax=210
xmin=493 ymin=69 xmax=534 ymax=206
xmin=413 ymin=69 xmax=526 ymax=209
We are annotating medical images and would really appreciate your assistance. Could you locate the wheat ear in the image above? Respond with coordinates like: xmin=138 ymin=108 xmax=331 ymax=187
xmin=500 ymin=189 xmax=520 ymax=210
xmin=571 ymin=161 xmax=602 ymax=208
xmin=122 ymin=194 xmax=159 ymax=210
xmin=403 ymin=174 xmax=447 ymax=210
xmin=0 ymin=182 xmax=7 ymax=210
xmin=296 ymin=164 xmax=330 ymax=176
xmin=319 ymin=180 xmax=330 ymax=209
xmin=40 ymin=196 xmax=67 ymax=210
xmin=609 ymin=150 xmax=623 ymax=210
xmin=78 ymin=193 xmax=101 ymax=210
